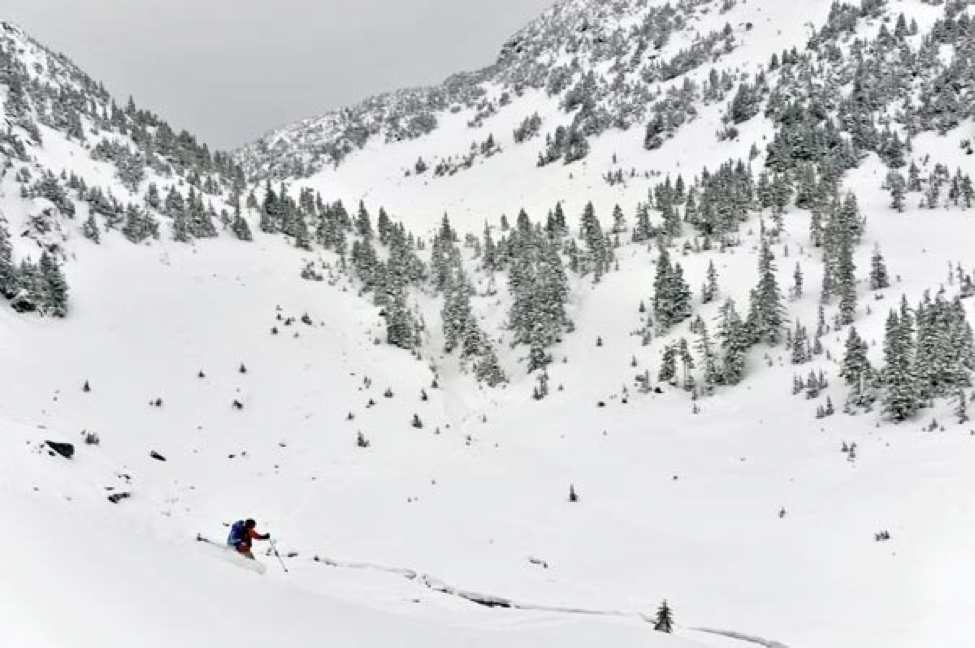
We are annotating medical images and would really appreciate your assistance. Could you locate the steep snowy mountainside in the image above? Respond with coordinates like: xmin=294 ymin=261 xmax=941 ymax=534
xmin=239 ymin=0 xmax=975 ymax=234
xmin=0 ymin=19 xmax=248 ymax=313
xmin=238 ymin=0 xmax=797 ymax=180
xmin=232 ymin=0 xmax=796 ymax=231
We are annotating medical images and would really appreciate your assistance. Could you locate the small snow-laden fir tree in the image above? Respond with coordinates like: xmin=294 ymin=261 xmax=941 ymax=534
xmin=82 ymin=211 xmax=101 ymax=244
xmin=185 ymin=188 xmax=217 ymax=239
xmin=171 ymin=206 xmax=191 ymax=243
xmin=513 ymin=113 xmax=543 ymax=143
xmin=695 ymin=322 xmax=720 ymax=394
xmin=384 ymin=282 xmax=417 ymax=350
xmin=38 ymin=251 xmax=68 ymax=317
xmin=474 ymin=341 xmax=507 ymax=387
xmin=907 ymin=161 xmax=922 ymax=192
xmin=702 ymin=260 xmax=719 ymax=304
xmin=355 ymin=201 xmax=373 ymax=241
xmin=791 ymin=262 xmax=804 ymax=300
xmin=869 ymin=245 xmax=889 ymax=290
xmin=611 ymin=203 xmax=626 ymax=234
xmin=961 ymin=175 xmax=974 ymax=209
xmin=351 ymin=238 xmax=381 ymax=291
xmin=376 ymin=207 xmax=392 ymax=245
xmin=840 ymin=326 xmax=872 ymax=387
xmin=836 ymin=230 xmax=857 ymax=325
xmin=882 ymin=309 xmax=919 ymax=421
xmin=527 ymin=323 xmax=552 ymax=374
xmin=678 ymin=337 xmax=696 ymax=391
xmin=163 ymin=188 xmax=190 ymax=242
xmin=547 ymin=202 xmax=567 ymax=237
xmin=259 ymin=180 xmax=281 ymax=234
xmin=953 ymin=388 xmax=970 ymax=424
xmin=728 ymin=77 xmax=764 ymax=124
xmin=660 ymin=199 xmax=682 ymax=238
xmin=653 ymin=246 xmax=692 ymax=331
xmin=441 ymin=267 xmax=475 ymax=355
xmin=654 ymin=600 xmax=674 ymax=633
xmin=122 ymin=203 xmax=158 ymax=244
xmin=683 ymin=191 xmax=698 ymax=230
xmin=746 ymin=237 xmax=786 ymax=345
xmin=632 ymin=203 xmax=653 ymax=243
xmin=579 ymin=201 xmax=611 ymax=280
xmin=0 ymin=220 xmax=16 ymax=299
xmin=771 ymin=172 xmax=793 ymax=217
xmin=231 ymin=197 xmax=252 ymax=241
xmin=481 ymin=223 xmax=501 ymax=273
xmin=13 ymin=257 xmax=42 ymax=312
xmin=563 ymin=126 xmax=590 ymax=164
xmin=292 ymin=205 xmax=312 ymax=250
xmin=145 ymin=183 xmax=161 ymax=210
xmin=886 ymin=170 xmax=907 ymax=212
xmin=716 ymin=298 xmax=748 ymax=385
xmin=809 ymin=208 xmax=824 ymax=248
xmin=431 ymin=214 xmax=463 ymax=293
xmin=791 ymin=321 xmax=810 ymax=365
xmin=821 ymin=193 xmax=864 ymax=301
xmin=658 ymin=344 xmax=677 ymax=384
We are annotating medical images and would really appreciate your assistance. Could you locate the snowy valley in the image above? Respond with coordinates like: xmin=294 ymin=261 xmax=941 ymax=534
xmin=2 ymin=1 xmax=975 ymax=647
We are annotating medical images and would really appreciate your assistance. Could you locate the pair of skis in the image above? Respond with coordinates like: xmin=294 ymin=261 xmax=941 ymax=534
xmin=196 ymin=533 xmax=288 ymax=573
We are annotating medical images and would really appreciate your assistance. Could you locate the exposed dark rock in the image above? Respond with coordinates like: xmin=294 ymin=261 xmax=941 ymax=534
xmin=45 ymin=440 xmax=74 ymax=459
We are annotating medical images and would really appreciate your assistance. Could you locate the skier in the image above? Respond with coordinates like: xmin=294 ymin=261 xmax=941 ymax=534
xmin=227 ymin=518 xmax=271 ymax=560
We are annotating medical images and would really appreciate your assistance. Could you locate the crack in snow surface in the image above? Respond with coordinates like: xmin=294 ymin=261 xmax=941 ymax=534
xmin=691 ymin=627 xmax=791 ymax=648
xmin=312 ymin=554 xmax=652 ymax=621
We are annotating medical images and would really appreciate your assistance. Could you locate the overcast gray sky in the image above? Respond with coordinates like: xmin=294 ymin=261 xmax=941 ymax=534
xmin=7 ymin=0 xmax=554 ymax=150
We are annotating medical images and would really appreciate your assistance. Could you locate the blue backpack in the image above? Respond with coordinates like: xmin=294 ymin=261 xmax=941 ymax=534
xmin=227 ymin=520 xmax=247 ymax=547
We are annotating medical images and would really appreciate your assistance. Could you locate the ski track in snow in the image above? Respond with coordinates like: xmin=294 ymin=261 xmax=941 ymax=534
xmin=311 ymin=553 xmax=799 ymax=647
xmin=690 ymin=628 xmax=790 ymax=648
xmin=198 ymin=540 xmax=794 ymax=646
xmin=312 ymin=552 xmax=653 ymax=619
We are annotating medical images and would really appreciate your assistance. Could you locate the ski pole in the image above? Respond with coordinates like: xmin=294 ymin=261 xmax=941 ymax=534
xmin=269 ymin=539 xmax=289 ymax=573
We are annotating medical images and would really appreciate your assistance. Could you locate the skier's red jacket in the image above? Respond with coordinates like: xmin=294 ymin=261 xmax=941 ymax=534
xmin=236 ymin=527 xmax=270 ymax=553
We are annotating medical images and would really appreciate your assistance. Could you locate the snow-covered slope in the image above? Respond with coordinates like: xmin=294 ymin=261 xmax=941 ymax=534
xmin=3 ymin=1 xmax=975 ymax=647
xmin=239 ymin=0 xmax=839 ymax=230
xmin=0 ymin=240 xmax=710 ymax=648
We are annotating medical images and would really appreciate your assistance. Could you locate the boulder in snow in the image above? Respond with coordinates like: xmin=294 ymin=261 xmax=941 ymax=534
xmin=45 ymin=440 xmax=74 ymax=459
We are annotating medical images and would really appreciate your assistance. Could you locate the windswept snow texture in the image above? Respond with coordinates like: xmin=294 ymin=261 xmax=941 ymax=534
xmin=3 ymin=0 xmax=975 ymax=647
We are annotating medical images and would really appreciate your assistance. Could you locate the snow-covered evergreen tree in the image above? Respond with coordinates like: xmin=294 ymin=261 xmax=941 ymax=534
xmin=702 ymin=261 xmax=719 ymax=304
xmin=840 ymin=326 xmax=872 ymax=387
xmin=38 ymin=251 xmax=68 ymax=317
xmin=869 ymin=245 xmax=890 ymax=291
xmin=747 ymin=237 xmax=786 ymax=345
xmin=717 ymin=298 xmax=748 ymax=385
xmin=882 ymin=309 xmax=918 ymax=421
xmin=653 ymin=246 xmax=692 ymax=330
xmin=654 ymin=600 xmax=674 ymax=634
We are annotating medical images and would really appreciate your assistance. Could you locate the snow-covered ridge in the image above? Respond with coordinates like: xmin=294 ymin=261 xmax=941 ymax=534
xmin=0 ymin=17 xmax=253 ymax=314
xmin=236 ymin=0 xmax=758 ymax=180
